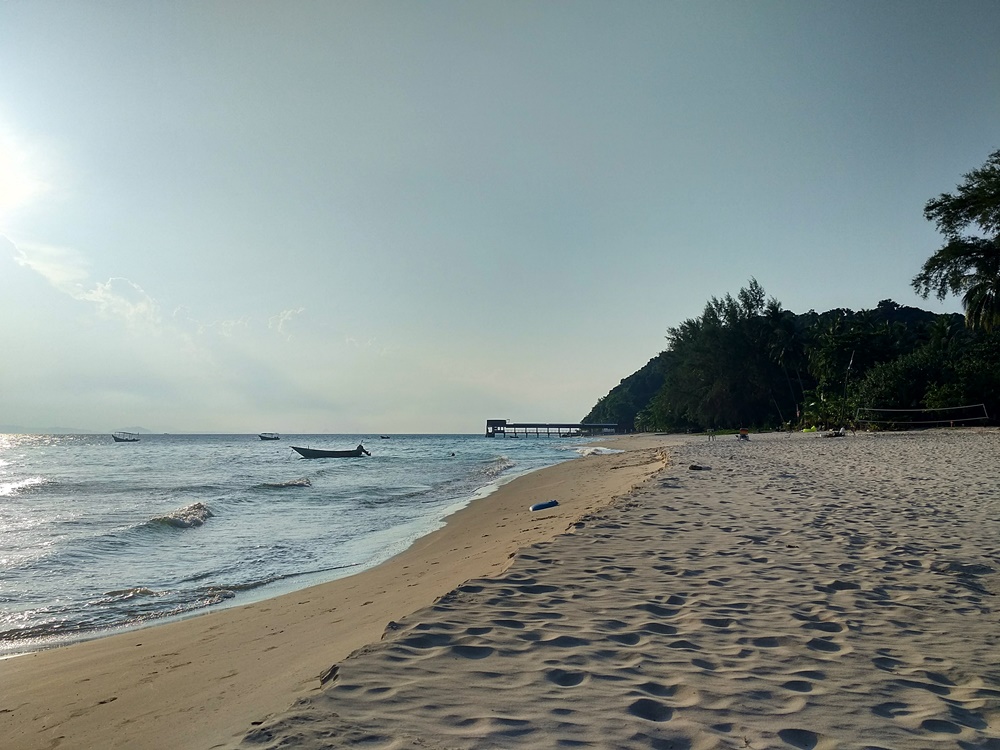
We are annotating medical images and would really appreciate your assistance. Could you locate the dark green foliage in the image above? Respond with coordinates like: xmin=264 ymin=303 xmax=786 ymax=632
xmin=853 ymin=347 xmax=945 ymax=412
xmin=582 ymin=353 xmax=668 ymax=431
xmin=582 ymin=281 xmax=995 ymax=432
xmin=855 ymin=328 xmax=1000 ymax=421
xmin=913 ymin=149 xmax=1000 ymax=331
xmin=656 ymin=279 xmax=789 ymax=429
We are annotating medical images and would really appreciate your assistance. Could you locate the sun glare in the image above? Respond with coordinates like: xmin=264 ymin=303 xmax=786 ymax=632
xmin=0 ymin=125 xmax=48 ymax=225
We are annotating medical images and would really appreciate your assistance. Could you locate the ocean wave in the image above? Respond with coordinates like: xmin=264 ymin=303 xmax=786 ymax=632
xmin=1 ymin=559 xmax=367 ymax=650
xmin=481 ymin=455 xmax=516 ymax=479
xmin=573 ymin=447 xmax=623 ymax=456
xmin=95 ymin=587 xmax=165 ymax=604
xmin=257 ymin=478 xmax=312 ymax=489
xmin=0 ymin=476 xmax=47 ymax=497
xmin=188 ymin=562 xmax=364 ymax=606
xmin=148 ymin=502 xmax=214 ymax=529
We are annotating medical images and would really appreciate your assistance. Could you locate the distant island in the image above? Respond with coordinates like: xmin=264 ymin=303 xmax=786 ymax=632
xmin=0 ymin=426 xmax=154 ymax=435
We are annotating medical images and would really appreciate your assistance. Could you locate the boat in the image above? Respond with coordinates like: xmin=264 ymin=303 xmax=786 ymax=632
xmin=380 ymin=435 xmax=390 ymax=439
xmin=112 ymin=431 xmax=140 ymax=443
xmin=290 ymin=444 xmax=371 ymax=459
xmin=259 ymin=432 xmax=280 ymax=441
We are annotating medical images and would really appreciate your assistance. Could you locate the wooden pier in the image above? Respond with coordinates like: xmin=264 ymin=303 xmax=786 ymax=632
xmin=485 ymin=419 xmax=620 ymax=438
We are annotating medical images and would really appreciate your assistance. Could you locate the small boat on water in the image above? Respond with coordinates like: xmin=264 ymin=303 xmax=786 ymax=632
xmin=112 ymin=431 xmax=140 ymax=443
xmin=259 ymin=432 xmax=280 ymax=441
xmin=290 ymin=444 xmax=371 ymax=459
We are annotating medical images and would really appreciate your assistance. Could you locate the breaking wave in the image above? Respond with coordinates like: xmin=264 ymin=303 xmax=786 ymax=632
xmin=573 ymin=447 xmax=622 ymax=456
xmin=96 ymin=587 xmax=165 ymax=604
xmin=0 ymin=476 xmax=47 ymax=497
xmin=481 ymin=455 xmax=516 ymax=479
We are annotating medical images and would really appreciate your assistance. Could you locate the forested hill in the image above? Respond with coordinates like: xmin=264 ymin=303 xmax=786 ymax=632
xmin=583 ymin=282 xmax=999 ymax=432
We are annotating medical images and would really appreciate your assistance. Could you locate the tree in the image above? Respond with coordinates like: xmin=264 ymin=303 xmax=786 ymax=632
xmin=656 ymin=279 xmax=787 ymax=429
xmin=913 ymin=149 xmax=1000 ymax=331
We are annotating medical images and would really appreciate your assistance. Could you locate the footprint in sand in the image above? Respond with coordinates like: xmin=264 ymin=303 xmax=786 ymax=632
xmin=800 ymin=620 xmax=844 ymax=633
xmin=607 ymin=632 xmax=642 ymax=646
xmin=872 ymin=655 xmax=904 ymax=672
xmin=627 ymin=698 xmax=673 ymax=722
xmin=805 ymin=637 xmax=843 ymax=653
xmin=749 ymin=635 xmax=797 ymax=648
xmin=636 ymin=680 xmax=677 ymax=697
xmin=871 ymin=701 xmax=911 ymax=718
xmin=781 ymin=680 xmax=814 ymax=693
xmin=777 ymin=727 xmax=820 ymax=749
xmin=920 ymin=718 xmax=962 ymax=734
xmin=545 ymin=669 xmax=587 ymax=687
xmin=449 ymin=644 xmax=494 ymax=659
xmin=490 ymin=618 xmax=525 ymax=629
xmin=640 ymin=621 xmax=678 ymax=635
xmin=701 ymin=617 xmax=734 ymax=628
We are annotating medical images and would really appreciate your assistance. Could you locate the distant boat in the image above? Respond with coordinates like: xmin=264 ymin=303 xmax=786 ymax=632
xmin=380 ymin=435 xmax=391 ymax=439
xmin=290 ymin=444 xmax=371 ymax=459
xmin=259 ymin=433 xmax=280 ymax=441
xmin=112 ymin=431 xmax=140 ymax=443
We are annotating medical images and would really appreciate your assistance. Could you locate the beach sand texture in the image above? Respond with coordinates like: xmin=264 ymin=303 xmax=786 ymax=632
xmin=235 ymin=430 xmax=1000 ymax=750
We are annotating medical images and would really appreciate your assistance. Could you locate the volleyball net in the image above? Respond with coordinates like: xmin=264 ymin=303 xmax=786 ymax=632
xmin=855 ymin=404 xmax=990 ymax=429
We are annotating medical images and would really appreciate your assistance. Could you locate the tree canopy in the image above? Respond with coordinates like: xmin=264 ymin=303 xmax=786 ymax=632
xmin=583 ymin=282 xmax=997 ymax=432
xmin=913 ymin=149 xmax=1000 ymax=331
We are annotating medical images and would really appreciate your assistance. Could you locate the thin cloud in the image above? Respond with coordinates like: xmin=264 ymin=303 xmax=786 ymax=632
xmin=202 ymin=317 xmax=250 ymax=338
xmin=268 ymin=307 xmax=305 ymax=338
xmin=13 ymin=240 xmax=160 ymax=327
xmin=344 ymin=335 xmax=390 ymax=356
xmin=12 ymin=240 xmax=89 ymax=291
xmin=79 ymin=277 xmax=160 ymax=326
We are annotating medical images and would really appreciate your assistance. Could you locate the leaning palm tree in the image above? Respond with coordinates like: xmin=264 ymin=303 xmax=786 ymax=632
xmin=913 ymin=149 xmax=1000 ymax=332
xmin=960 ymin=250 xmax=1000 ymax=332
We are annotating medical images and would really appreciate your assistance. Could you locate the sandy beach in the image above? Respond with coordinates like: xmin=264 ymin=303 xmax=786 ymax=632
xmin=3 ymin=430 xmax=999 ymax=749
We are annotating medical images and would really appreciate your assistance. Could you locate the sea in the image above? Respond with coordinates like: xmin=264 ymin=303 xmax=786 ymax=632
xmin=0 ymin=432 xmax=604 ymax=657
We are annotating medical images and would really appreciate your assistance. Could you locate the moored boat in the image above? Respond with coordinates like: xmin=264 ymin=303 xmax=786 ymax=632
xmin=259 ymin=433 xmax=280 ymax=440
xmin=290 ymin=444 xmax=371 ymax=459
xmin=111 ymin=431 xmax=140 ymax=443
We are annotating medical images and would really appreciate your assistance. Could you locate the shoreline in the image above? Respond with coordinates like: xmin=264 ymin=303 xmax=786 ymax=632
xmin=0 ymin=443 xmax=588 ymax=661
xmin=0 ymin=434 xmax=672 ymax=750
xmin=234 ymin=427 xmax=1000 ymax=749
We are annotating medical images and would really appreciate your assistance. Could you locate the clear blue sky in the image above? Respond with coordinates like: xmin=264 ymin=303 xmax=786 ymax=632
xmin=1 ymin=1 xmax=997 ymax=433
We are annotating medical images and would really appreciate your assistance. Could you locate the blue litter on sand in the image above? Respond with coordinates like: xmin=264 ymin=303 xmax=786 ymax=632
xmin=530 ymin=500 xmax=559 ymax=512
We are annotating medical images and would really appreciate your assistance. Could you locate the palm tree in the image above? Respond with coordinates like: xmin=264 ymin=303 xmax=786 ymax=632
xmin=960 ymin=250 xmax=1000 ymax=332
xmin=913 ymin=149 xmax=1000 ymax=331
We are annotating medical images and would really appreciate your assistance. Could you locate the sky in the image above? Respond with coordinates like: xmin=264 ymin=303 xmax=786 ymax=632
xmin=1 ymin=1 xmax=998 ymax=434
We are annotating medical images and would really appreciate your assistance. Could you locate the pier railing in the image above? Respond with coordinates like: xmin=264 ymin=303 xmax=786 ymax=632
xmin=485 ymin=419 xmax=620 ymax=437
